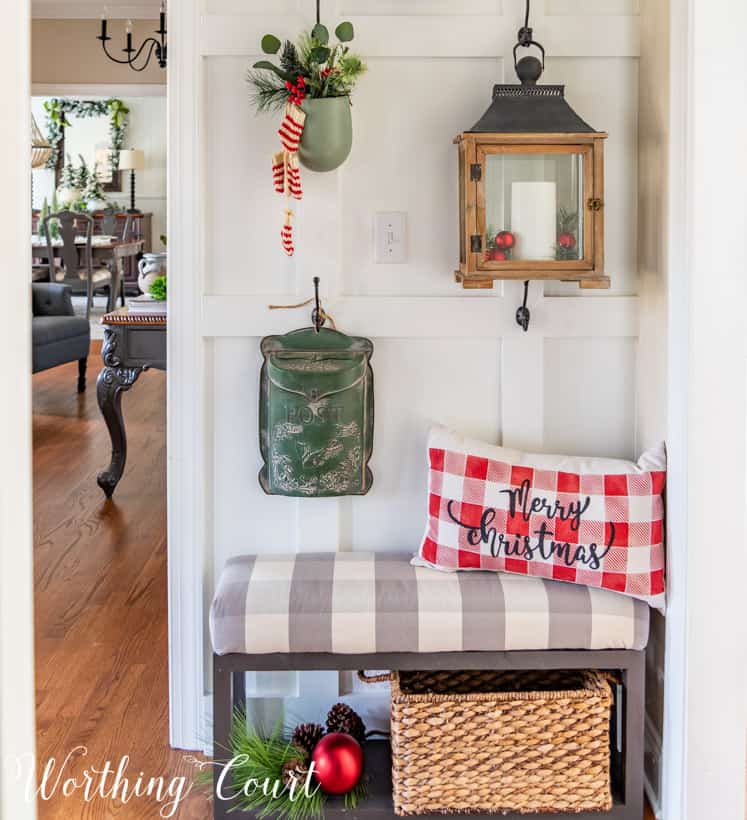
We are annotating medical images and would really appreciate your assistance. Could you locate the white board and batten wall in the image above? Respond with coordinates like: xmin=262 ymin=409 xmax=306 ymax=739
xmin=168 ymin=0 xmax=669 ymax=805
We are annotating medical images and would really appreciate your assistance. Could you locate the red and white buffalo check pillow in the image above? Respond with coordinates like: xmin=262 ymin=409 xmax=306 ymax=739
xmin=416 ymin=428 xmax=666 ymax=609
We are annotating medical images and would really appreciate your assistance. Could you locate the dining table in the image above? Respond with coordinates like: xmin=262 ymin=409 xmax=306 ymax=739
xmin=31 ymin=235 xmax=145 ymax=310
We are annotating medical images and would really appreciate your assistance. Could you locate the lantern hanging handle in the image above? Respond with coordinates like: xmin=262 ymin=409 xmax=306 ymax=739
xmin=513 ymin=0 xmax=545 ymax=82
xmin=516 ymin=280 xmax=531 ymax=332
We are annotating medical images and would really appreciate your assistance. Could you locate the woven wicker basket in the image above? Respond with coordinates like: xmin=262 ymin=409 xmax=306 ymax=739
xmin=359 ymin=669 xmax=613 ymax=816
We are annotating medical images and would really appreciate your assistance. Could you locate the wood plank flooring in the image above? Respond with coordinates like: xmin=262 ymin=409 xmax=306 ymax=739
xmin=32 ymin=342 xmax=654 ymax=820
xmin=33 ymin=343 xmax=209 ymax=819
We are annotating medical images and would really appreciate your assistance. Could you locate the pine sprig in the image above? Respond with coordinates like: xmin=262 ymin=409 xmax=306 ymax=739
xmin=229 ymin=712 xmax=325 ymax=820
xmin=247 ymin=69 xmax=290 ymax=113
xmin=279 ymin=40 xmax=304 ymax=77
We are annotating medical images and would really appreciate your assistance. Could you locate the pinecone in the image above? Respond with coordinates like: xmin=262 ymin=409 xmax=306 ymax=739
xmin=326 ymin=703 xmax=366 ymax=745
xmin=281 ymin=758 xmax=309 ymax=789
xmin=290 ymin=722 xmax=324 ymax=756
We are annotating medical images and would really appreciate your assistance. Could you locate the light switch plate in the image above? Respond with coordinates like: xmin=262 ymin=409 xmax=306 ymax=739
xmin=374 ymin=212 xmax=407 ymax=264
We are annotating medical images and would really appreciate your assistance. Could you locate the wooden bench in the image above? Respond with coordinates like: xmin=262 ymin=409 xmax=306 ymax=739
xmin=210 ymin=552 xmax=648 ymax=820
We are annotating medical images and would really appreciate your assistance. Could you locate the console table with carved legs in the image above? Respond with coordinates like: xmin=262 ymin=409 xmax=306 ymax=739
xmin=97 ymin=308 xmax=166 ymax=497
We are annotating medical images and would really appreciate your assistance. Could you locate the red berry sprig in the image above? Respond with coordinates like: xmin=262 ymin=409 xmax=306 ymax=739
xmin=286 ymin=75 xmax=306 ymax=106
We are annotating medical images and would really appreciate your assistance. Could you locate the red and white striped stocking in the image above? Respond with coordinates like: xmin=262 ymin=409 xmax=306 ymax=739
xmin=278 ymin=103 xmax=306 ymax=153
xmin=286 ymin=153 xmax=303 ymax=200
xmin=280 ymin=209 xmax=295 ymax=256
xmin=272 ymin=151 xmax=286 ymax=194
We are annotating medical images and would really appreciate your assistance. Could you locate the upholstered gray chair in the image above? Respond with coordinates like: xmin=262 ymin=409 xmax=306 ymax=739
xmin=32 ymin=283 xmax=90 ymax=392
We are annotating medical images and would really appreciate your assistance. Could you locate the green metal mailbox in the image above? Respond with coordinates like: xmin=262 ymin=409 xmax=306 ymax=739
xmin=259 ymin=327 xmax=374 ymax=497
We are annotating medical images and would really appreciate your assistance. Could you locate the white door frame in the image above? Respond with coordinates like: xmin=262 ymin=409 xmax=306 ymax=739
xmin=0 ymin=0 xmax=37 ymax=818
xmin=661 ymin=0 xmax=747 ymax=818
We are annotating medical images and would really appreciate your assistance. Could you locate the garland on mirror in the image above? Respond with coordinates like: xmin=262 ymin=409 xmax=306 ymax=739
xmin=42 ymin=98 xmax=130 ymax=179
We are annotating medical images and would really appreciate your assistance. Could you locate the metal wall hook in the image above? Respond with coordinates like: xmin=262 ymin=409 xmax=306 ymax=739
xmin=516 ymin=280 xmax=531 ymax=332
xmin=311 ymin=276 xmax=326 ymax=332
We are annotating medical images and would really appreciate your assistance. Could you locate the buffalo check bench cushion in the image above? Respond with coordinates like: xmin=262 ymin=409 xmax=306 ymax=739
xmin=209 ymin=551 xmax=649 ymax=655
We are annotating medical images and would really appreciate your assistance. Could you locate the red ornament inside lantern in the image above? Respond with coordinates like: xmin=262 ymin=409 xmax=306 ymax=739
xmin=558 ymin=232 xmax=576 ymax=249
xmin=494 ymin=230 xmax=515 ymax=250
xmin=486 ymin=249 xmax=506 ymax=261
xmin=311 ymin=733 xmax=363 ymax=795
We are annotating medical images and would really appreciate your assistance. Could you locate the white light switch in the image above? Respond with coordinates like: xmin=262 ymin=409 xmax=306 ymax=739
xmin=374 ymin=212 xmax=407 ymax=264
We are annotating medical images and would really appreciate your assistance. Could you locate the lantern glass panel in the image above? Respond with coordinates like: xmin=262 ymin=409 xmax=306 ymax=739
xmin=483 ymin=150 xmax=586 ymax=264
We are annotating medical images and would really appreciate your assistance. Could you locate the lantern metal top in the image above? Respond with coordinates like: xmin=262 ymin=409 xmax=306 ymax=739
xmin=467 ymin=0 xmax=598 ymax=135
xmin=467 ymin=83 xmax=597 ymax=134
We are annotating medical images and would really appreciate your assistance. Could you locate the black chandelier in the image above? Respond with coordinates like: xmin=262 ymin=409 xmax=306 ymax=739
xmin=97 ymin=3 xmax=167 ymax=71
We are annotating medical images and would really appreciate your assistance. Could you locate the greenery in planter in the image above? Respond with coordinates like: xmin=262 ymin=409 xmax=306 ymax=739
xmin=58 ymin=154 xmax=79 ymax=190
xmin=149 ymin=275 xmax=167 ymax=301
xmin=247 ymin=21 xmax=366 ymax=113
xmin=83 ymin=164 xmax=107 ymax=206
xmin=43 ymin=98 xmax=130 ymax=179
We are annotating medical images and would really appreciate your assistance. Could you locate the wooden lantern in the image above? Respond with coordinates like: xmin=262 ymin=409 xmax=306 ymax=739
xmin=455 ymin=25 xmax=608 ymax=290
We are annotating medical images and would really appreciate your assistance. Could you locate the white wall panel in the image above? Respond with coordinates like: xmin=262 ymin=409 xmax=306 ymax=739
xmin=341 ymin=57 xmax=501 ymax=296
xmin=204 ymin=0 xmax=300 ymax=15
xmin=546 ymin=0 xmax=639 ymax=14
xmin=173 ymin=0 xmax=646 ymax=754
xmin=205 ymin=57 xmax=296 ymax=294
xmin=543 ymin=336 xmax=637 ymax=458
xmin=340 ymin=0 xmax=502 ymax=14
xmin=349 ymin=338 xmax=501 ymax=551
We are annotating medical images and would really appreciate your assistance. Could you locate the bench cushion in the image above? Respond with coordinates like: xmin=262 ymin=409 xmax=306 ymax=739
xmin=210 ymin=552 xmax=649 ymax=655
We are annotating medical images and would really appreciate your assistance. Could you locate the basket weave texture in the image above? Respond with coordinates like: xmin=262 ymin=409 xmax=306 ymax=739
xmin=381 ymin=669 xmax=613 ymax=816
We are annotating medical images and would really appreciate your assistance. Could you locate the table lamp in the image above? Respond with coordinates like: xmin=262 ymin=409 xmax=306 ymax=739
xmin=118 ymin=149 xmax=145 ymax=213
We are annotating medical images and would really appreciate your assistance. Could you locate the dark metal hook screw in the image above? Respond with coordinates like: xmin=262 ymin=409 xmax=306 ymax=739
xmin=516 ymin=280 xmax=531 ymax=332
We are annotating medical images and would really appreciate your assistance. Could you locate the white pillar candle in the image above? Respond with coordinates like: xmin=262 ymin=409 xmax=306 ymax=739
xmin=511 ymin=181 xmax=557 ymax=260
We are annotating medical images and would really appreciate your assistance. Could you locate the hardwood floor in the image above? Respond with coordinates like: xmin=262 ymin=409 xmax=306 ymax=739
xmin=31 ymin=342 xmax=655 ymax=820
xmin=33 ymin=343 xmax=208 ymax=819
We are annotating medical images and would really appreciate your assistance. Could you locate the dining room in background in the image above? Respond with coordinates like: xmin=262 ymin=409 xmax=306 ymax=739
xmin=30 ymin=94 xmax=165 ymax=302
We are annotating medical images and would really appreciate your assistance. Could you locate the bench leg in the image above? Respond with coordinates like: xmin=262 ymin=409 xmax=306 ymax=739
xmin=623 ymin=650 xmax=645 ymax=819
xmin=213 ymin=655 xmax=234 ymax=820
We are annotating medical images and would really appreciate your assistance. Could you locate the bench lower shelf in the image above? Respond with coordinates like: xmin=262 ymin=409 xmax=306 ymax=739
xmin=221 ymin=741 xmax=632 ymax=820
xmin=213 ymin=651 xmax=644 ymax=820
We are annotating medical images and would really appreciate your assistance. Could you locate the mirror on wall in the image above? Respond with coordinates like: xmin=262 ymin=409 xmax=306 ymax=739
xmin=31 ymin=94 xmax=167 ymax=253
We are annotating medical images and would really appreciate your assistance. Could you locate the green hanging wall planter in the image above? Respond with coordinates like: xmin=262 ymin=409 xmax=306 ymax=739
xmin=298 ymin=97 xmax=353 ymax=173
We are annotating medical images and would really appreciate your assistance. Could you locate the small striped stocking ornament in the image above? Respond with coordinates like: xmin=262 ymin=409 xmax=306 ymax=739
xmin=281 ymin=209 xmax=295 ymax=256
xmin=278 ymin=103 xmax=306 ymax=153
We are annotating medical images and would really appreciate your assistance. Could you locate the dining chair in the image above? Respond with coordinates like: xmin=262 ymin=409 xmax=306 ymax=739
xmin=99 ymin=210 xmax=132 ymax=306
xmin=41 ymin=210 xmax=114 ymax=320
xmin=101 ymin=210 xmax=132 ymax=241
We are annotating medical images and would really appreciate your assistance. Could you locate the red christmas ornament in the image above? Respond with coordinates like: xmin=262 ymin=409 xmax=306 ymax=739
xmin=494 ymin=230 xmax=515 ymax=250
xmin=485 ymin=249 xmax=506 ymax=261
xmin=311 ymin=733 xmax=363 ymax=795
xmin=558 ymin=232 xmax=576 ymax=249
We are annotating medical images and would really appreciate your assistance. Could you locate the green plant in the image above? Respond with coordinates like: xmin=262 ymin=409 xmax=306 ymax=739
xmin=59 ymin=154 xmax=78 ymax=189
xmin=247 ymin=20 xmax=366 ymax=113
xmin=149 ymin=275 xmax=167 ymax=301
xmin=83 ymin=162 xmax=107 ymax=203
xmin=74 ymin=154 xmax=91 ymax=190
xmin=197 ymin=711 xmax=367 ymax=820
xmin=159 ymin=234 xmax=167 ymax=247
